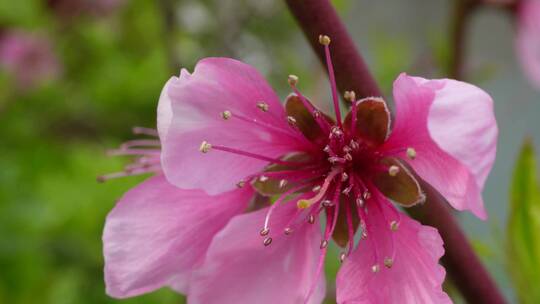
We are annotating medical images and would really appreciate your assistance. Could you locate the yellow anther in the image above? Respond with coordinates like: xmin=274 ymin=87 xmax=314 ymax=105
xmin=407 ymin=147 xmax=417 ymax=160
xmin=199 ymin=141 xmax=212 ymax=153
xmin=344 ymin=90 xmax=356 ymax=102
xmin=384 ymin=257 xmax=394 ymax=268
xmin=221 ymin=110 xmax=232 ymax=120
xmin=288 ymin=74 xmax=298 ymax=86
xmin=318 ymin=34 xmax=331 ymax=46
xmin=257 ymin=102 xmax=269 ymax=112
xmin=388 ymin=165 xmax=400 ymax=176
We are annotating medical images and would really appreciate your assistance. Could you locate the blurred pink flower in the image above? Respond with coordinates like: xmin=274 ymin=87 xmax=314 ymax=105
xmin=0 ymin=30 xmax=60 ymax=89
xmin=47 ymin=0 xmax=126 ymax=18
xmin=516 ymin=0 xmax=540 ymax=89
xmin=102 ymin=38 xmax=497 ymax=303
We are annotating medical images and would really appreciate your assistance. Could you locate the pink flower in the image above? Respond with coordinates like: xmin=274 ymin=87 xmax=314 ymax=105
xmin=516 ymin=0 xmax=540 ymax=89
xmin=0 ymin=30 xmax=60 ymax=89
xmin=102 ymin=36 xmax=497 ymax=303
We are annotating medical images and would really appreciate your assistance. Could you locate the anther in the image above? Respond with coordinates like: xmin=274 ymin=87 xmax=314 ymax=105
xmin=287 ymin=116 xmax=297 ymax=126
xmin=284 ymin=227 xmax=293 ymax=235
xmin=356 ymin=197 xmax=365 ymax=207
xmin=318 ymin=34 xmax=331 ymax=46
xmin=330 ymin=126 xmax=344 ymax=137
xmin=390 ymin=221 xmax=399 ymax=231
xmin=371 ymin=264 xmax=380 ymax=273
xmin=362 ymin=190 xmax=371 ymax=200
xmin=407 ymin=147 xmax=417 ymax=160
xmin=344 ymin=153 xmax=353 ymax=161
xmin=341 ymin=172 xmax=349 ymax=182
xmin=260 ymin=227 xmax=270 ymax=236
xmin=308 ymin=215 xmax=315 ymax=224
xmin=259 ymin=175 xmax=269 ymax=182
xmin=221 ymin=110 xmax=232 ymax=120
xmin=257 ymin=102 xmax=269 ymax=112
xmin=388 ymin=165 xmax=400 ymax=176
xmin=288 ymin=74 xmax=298 ymax=86
xmin=279 ymin=179 xmax=288 ymax=188
xmin=321 ymin=200 xmax=333 ymax=207
xmin=339 ymin=252 xmax=347 ymax=263
xmin=199 ymin=141 xmax=212 ymax=153
xmin=263 ymin=237 xmax=273 ymax=246
xmin=236 ymin=180 xmax=246 ymax=188
xmin=349 ymin=140 xmax=360 ymax=150
xmin=343 ymin=146 xmax=352 ymax=153
xmin=342 ymin=185 xmax=352 ymax=196
xmin=343 ymin=90 xmax=356 ymax=102
xmin=384 ymin=257 xmax=394 ymax=269
xmin=312 ymin=185 xmax=322 ymax=192
xmin=313 ymin=110 xmax=321 ymax=118
xmin=320 ymin=240 xmax=329 ymax=249
xmin=323 ymin=145 xmax=332 ymax=153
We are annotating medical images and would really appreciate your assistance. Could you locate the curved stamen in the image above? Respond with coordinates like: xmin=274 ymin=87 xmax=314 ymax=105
xmin=297 ymin=169 xmax=341 ymax=209
xmin=203 ymin=143 xmax=310 ymax=167
xmin=319 ymin=35 xmax=342 ymax=127
xmin=120 ymin=139 xmax=161 ymax=149
xmin=132 ymin=126 xmax=159 ymax=137
xmin=288 ymin=76 xmax=332 ymax=134
xmin=262 ymin=183 xmax=312 ymax=234
xmin=228 ymin=111 xmax=312 ymax=147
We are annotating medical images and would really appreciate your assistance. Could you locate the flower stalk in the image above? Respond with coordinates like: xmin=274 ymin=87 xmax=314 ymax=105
xmin=284 ymin=0 xmax=507 ymax=303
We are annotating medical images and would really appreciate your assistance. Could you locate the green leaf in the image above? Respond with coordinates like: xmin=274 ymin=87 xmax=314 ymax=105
xmin=507 ymin=139 xmax=540 ymax=304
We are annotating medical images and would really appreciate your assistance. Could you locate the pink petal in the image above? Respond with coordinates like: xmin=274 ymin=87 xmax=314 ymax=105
xmin=103 ymin=174 xmax=253 ymax=298
xmin=157 ymin=69 xmax=190 ymax=139
xmin=160 ymin=58 xmax=306 ymax=195
xmin=336 ymin=194 xmax=450 ymax=304
xmin=516 ymin=0 xmax=540 ymax=89
xmin=383 ymin=73 xmax=497 ymax=219
xmin=188 ymin=203 xmax=325 ymax=304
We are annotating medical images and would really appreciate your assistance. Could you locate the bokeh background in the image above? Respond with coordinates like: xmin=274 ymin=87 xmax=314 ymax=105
xmin=1 ymin=0 xmax=539 ymax=303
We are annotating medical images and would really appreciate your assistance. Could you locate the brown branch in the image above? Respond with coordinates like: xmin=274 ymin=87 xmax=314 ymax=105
xmin=284 ymin=1 xmax=507 ymax=303
xmin=448 ymin=0 xmax=477 ymax=79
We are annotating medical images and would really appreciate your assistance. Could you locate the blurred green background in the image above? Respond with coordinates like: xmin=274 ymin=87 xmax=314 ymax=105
xmin=0 ymin=0 xmax=539 ymax=303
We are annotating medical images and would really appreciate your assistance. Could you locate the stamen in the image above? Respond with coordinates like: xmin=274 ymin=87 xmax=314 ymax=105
xmin=320 ymin=240 xmax=329 ymax=249
xmin=279 ymin=179 xmax=288 ymax=188
xmin=106 ymin=149 xmax=160 ymax=157
xmin=297 ymin=170 xmax=340 ymax=209
xmin=350 ymin=100 xmax=359 ymax=136
xmin=287 ymin=74 xmax=298 ymax=86
xmin=390 ymin=220 xmax=399 ymax=231
xmin=319 ymin=34 xmax=342 ymax=126
xmin=199 ymin=141 xmax=212 ymax=153
xmin=236 ymin=180 xmax=246 ymax=188
xmin=321 ymin=200 xmax=333 ymax=207
xmin=384 ymin=257 xmax=394 ymax=268
xmin=341 ymin=172 xmax=349 ymax=182
xmin=371 ymin=264 xmax=380 ymax=273
xmin=407 ymin=147 xmax=417 ymax=160
xmin=287 ymin=116 xmax=297 ymax=126
xmin=132 ymin=127 xmax=158 ymax=137
xmin=229 ymin=111 xmax=308 ymax=143
xmin=259 ymin=175 xmax=269 ymax=182
xmin=307 ymin=214 xmax=315 ymax=224
xmin=263 ymin=183 xmax=311 ymax=233
xmin=120 ymin=139 xmax=161 ymax=149
xmin=257 ymin=101 xmax=269 ymax=112
xmin=221 ymin=110 xmax=232 ymax=120
xmin=343 ymin=90 xmax=356 ymax=103
xmin=339 ymin=252 xmax=347 ymax=263
xmin=388 ymin=165 xmax=400 ymax=176
xmin=203 ymin=142 xmax=308 ymax=166
xmin=260 ymin=227 xmax=270 ymax=236
xmin=263 ymin=237 xmax=272 ymax=246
